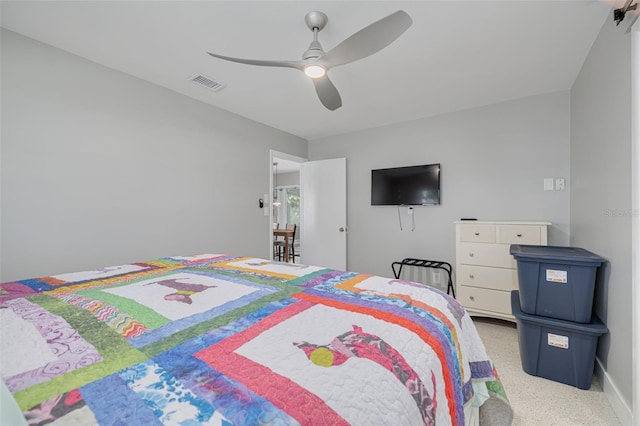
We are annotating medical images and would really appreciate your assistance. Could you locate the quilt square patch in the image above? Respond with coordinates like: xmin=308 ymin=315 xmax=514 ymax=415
xmin=117 ymin=359 xmax=227 ymax=425
xmin=23 ymin=389 xmax=96 ymax=425
xmin=53 ymin=271 xmax=282 ymax=349
xmin=49 ymin=263 xmax=152 ymax=285
xmin=167 ymin=254 xmax=226 ymax=263
xmin=1 ymin=298 xmax=102 ymax=393
xmin=195 ymin=299 xmax=445 ymax=425
xmin=102 ymin=272 xmax=263 ymax=320
xmin=218 ymin=258 xmax=327 ymax=279
xmin=0 ymin=282 xmax=38 ymax=304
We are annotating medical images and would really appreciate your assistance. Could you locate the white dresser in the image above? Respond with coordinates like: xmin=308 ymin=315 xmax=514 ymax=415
xmin=455 ymin=220 xmax=551 ymax=321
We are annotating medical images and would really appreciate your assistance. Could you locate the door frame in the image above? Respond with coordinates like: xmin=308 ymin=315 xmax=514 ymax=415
xmin=631 ymin=18 xmax=639 ymax=425
xmin=268 ymin=150 xmax=306 ymax=260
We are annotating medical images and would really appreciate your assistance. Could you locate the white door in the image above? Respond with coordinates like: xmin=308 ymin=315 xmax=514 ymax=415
xmin=300 ymin=158 xmax=347 ymax=270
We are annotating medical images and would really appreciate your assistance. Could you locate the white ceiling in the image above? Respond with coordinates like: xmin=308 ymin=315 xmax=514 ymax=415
xmin=1 ymin=1 xmax=620 ymax=140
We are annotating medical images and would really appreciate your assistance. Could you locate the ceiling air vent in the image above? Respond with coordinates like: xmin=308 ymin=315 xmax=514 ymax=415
xmin=189 ymin=73 xmax=225 ymax=92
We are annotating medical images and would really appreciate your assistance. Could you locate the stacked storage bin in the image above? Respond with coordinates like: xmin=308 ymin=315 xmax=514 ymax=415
xmin=509 ymin=245 xmax=608 ymax=390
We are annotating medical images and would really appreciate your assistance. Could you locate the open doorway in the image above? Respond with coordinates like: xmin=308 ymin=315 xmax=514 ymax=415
xmin=269 ymin=150 xmax=306 ymax=262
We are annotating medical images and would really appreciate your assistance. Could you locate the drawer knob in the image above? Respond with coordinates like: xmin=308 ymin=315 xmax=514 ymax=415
xmin=469 ymin=274 xmax=474 ymax=279
xmin=474 ymin=232 xmax=480 ymax=236
xmin=469 ymin=253 xmax=474 ymax=257
xmin=517 ymin=233 xmax=523 ymax=237
xmin=469 ymin=296 xmax=475 ymax=301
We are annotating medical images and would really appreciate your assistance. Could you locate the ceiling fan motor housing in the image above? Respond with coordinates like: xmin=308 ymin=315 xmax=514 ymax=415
xmin=302 ymin=41 xmax=325 ymax=61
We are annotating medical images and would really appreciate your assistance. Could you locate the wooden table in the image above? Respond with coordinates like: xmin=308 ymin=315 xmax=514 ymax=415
xmin=273 ymin=229 xmax=294 ymax=262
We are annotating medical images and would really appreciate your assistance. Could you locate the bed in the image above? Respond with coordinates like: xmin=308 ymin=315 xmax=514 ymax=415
xmin=0 ymin=254 xmax=513 ymax=425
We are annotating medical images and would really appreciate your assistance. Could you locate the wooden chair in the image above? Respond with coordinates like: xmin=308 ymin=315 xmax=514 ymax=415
xmin=288 ymin=224 xmax=298 ymax=262
xmin=273 ymin=223 xmax=281 ymax=258
xmin=275 ymin=224 xmax=297 ymax=263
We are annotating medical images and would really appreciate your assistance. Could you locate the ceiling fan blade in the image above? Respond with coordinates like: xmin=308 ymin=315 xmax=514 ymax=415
xmin=312 ymin=75 xmax=342 ymax=111
xmin=207 ymin=52 xmax=305 ymax=71
xmin=316 ymin=10 xmax=412 ymax=69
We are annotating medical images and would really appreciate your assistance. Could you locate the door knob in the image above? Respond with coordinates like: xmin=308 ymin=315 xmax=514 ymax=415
xmin=339 ymin=227 xmax=345 ymax=232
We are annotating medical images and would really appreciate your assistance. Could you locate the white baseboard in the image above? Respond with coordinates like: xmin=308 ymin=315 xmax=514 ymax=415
xmin=595 ymin=357 xmax=633 ymax=425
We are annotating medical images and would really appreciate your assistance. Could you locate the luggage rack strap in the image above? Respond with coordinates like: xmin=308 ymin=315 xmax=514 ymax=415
xmin=391 ymin=258 xmax=455 ymax=298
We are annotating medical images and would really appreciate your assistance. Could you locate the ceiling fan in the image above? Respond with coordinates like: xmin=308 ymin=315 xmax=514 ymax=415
xmin=207 ymin=10 xmax=413 ymax=111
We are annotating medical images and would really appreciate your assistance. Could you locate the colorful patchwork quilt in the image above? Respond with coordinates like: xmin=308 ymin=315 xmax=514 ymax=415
xmin=0 ymin=254 xmax=512 ymax=425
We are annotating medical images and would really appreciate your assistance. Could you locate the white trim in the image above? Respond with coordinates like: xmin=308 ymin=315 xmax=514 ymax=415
xmin=595 ymin=358 xmax=632 ymax=425
xmin=268 ymin=150 xmax=306 ymax=260
xmin=631 ymin=18 xmax=640 ymax=426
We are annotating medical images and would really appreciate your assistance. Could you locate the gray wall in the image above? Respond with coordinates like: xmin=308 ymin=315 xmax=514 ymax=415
xmin=570 ymin=15 xmax=633 ymax=411
xmin=0 ymin=30 xmax=307 ymax=281
xmin=309 ymin=91 xmax=571 ymax=279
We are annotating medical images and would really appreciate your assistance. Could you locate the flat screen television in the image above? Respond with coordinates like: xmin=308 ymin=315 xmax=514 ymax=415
xmin=371 ymin=163 xmax=441 ymax=206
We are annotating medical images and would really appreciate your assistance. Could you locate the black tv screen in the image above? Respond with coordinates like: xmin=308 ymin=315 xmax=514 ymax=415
xmin=371 ymin=163 xmax=441 ymax=206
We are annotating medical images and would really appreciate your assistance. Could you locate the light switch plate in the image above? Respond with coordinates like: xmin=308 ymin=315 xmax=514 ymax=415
xmin=544 ymin=178 xmax=554 ymax=191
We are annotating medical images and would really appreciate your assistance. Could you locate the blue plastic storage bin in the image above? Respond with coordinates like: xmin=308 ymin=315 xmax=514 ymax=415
xmin=510 ymin=245 xmax=605 ymax=323
xmin=511 ymin=291 xmax=607 ymax=389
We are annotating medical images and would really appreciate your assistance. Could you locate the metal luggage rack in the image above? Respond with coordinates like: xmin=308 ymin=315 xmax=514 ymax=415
xmin=391 ymin=258 xmax=455 ymax=298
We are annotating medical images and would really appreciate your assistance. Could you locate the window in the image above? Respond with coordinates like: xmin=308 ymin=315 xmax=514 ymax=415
xmin=275 ymin=186 xmax=300 ymax=228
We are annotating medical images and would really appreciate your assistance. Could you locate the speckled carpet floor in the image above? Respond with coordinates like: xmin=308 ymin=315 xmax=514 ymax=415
xmin=473 ymin=317 xmax=621 ymax=426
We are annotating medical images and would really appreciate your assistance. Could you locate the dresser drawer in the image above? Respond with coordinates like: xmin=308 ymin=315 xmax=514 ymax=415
xmin=458 ymin=286 xmax=513 ymax=317
xmin=496 ymin=225 xmax=542 ymax=245
xmin=456 ymin=242 xmax=515 ymax=268
xmin=457 ymin=265 xmax=518 ymax=292
xmin=458 ymin=224 xmax=496 ymax=243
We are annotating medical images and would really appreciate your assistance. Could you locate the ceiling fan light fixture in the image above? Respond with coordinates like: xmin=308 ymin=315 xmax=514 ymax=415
xmin=304 ymin=65 xmax=326 ymax=78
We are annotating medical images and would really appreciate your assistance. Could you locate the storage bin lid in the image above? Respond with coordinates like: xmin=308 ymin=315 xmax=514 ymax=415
xmin=511 ymin=291 xmax=608 ymax=334
xmin=510 ymin=245 xmax=605 ymax=266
